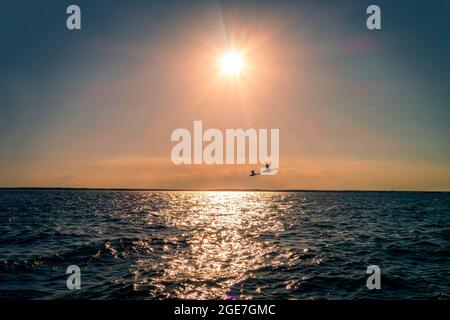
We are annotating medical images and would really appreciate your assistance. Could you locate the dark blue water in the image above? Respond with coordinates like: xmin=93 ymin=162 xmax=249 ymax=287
xmin=0 ymin=190 xmax=449 ymax=299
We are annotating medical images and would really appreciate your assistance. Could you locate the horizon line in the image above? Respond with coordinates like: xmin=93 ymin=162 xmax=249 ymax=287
xmin=0 ymin=187 xmax=448 ymax=193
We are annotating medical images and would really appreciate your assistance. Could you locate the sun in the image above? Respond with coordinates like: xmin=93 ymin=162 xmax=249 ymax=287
xmin=219 ymin=50 xmax=245 ymax=76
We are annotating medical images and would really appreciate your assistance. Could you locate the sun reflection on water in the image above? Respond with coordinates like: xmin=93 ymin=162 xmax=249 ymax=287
xmin=131 ymin=191 xmax=295 ymax=299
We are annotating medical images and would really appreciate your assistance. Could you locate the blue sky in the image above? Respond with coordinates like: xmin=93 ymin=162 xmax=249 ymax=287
xmin=0 ymin=0 xmax=449 ymax=190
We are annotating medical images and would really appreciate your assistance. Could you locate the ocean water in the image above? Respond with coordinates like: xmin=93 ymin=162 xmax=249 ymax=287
xmin=0 ymin=189 xmax=449 ymax=300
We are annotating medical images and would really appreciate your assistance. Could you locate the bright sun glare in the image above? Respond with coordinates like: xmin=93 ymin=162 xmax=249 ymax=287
xmin=220 ymin=50 xmax=245 ymax=76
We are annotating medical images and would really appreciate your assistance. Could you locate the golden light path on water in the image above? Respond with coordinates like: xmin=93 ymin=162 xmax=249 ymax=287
xmin=131 ymin=192 xmax=299 ymax=299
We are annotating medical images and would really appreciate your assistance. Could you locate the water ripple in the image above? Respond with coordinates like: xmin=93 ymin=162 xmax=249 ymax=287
xmin=0 ymin=190 xmax=449 ymax=299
